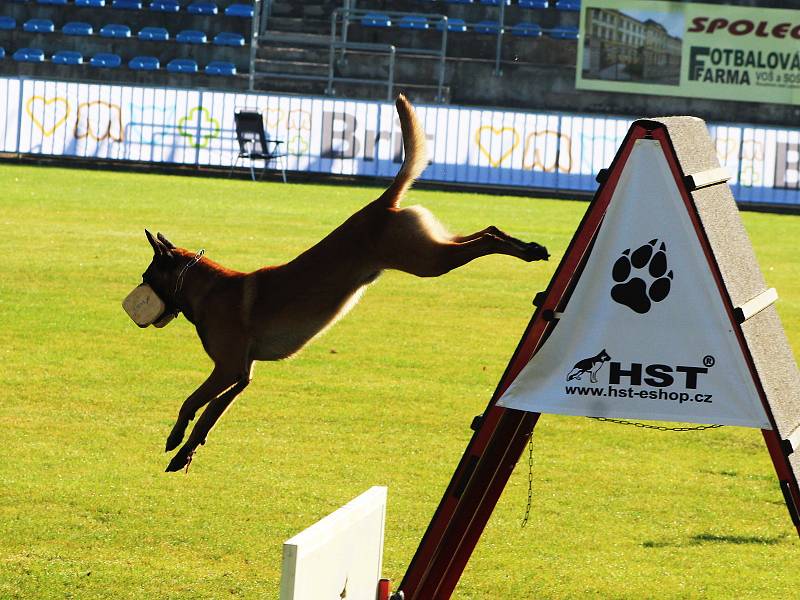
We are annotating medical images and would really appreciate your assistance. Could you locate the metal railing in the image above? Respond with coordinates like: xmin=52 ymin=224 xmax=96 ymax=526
xmin=257 ymin=34 xmax=397 ymax=101
xmin=332 ymin=7 xmax=449 ymax=103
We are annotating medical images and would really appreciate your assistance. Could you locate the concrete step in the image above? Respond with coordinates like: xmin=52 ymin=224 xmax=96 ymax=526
xmin=257 ymin=44 xmax=330 ymax=64
xmin=266 ymin=16 xmax=330 ymax=35
xmin=328 ymin=81 xmax=451 ymax=104
xmin=254 ymin=58 xmax=329 ymax=77
xmin=252 ymin=75 xmax=328 ymax=97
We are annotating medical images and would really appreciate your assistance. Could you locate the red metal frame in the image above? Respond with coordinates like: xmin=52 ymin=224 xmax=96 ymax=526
xmin=396 ymin=122 xmax=800 ymax=600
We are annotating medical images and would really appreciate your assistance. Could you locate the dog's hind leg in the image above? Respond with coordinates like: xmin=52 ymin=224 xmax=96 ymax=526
xmin=165 ymin=367 xmax=241 ymax=452
xmin=453 ymin=226 xmax=547 ymax=255
xmin=378 ymin=207 xmax=548 ymax=277
xmin=385 ymin=235 xmax=547 ymax=278
xmin=165 ymin=361 xmax=253 ymax=472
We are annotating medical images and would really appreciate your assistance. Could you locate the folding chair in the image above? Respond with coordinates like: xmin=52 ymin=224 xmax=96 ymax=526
xmin=230 ymin=110 xmax=287 ymax=183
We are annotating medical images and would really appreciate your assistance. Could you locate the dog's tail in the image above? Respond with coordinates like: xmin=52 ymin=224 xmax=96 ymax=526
xmin=377 ymin=93 xmax=428 ymax=208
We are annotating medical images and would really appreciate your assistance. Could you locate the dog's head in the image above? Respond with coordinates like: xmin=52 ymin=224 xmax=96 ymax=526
xmin=123 ymin=230 xmax=183 ymax=328
xmin=142 ymin=229 xmax=179 ymax=297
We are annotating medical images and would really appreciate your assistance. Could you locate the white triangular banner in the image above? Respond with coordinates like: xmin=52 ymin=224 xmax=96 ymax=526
xmin=498 ymin=139 xmax=771 ymax=428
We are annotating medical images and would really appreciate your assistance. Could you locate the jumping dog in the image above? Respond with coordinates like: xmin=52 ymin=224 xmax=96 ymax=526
xmin=136 ymin=94 xmax=550 ymax=472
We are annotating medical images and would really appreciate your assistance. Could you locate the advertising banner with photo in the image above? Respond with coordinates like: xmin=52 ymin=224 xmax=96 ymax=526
xmin=577 ymin=1 xmax=800 ymax=106
xmin=2 ymin=76 xmax=798 ymax=206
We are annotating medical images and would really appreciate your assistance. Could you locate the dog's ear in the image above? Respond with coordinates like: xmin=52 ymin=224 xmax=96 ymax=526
xmin=145 ymin=229 xmax=171 ymax=258
xmin=157 ymin=232 xmax=176 ymax=250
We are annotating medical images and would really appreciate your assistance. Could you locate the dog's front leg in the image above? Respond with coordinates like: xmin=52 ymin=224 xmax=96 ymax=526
xmin=165 ymin=362 xmax=253 ymax=472
xmin=165 ymin=367 xmax=241 ymax=452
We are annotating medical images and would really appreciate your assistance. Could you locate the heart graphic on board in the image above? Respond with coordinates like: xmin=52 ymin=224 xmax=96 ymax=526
xmin=475 ymin=126 xmax=520 ymax=168
xmin=25 ymin=96 xmax=70 ymax=137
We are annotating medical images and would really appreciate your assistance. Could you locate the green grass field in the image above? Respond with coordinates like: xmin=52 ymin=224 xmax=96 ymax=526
xmin=1 ymin=163 xmax=799 ymax=599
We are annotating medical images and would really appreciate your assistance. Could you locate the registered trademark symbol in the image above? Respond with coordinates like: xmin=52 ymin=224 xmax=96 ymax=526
xmin=703 ymin=355 xmax=716 ymax=367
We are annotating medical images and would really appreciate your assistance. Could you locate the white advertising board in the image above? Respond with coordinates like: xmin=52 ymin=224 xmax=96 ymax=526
xmin=1 ymin=76 xmax=798 ymax=205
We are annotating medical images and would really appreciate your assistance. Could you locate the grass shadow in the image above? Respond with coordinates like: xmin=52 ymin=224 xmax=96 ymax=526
xmin=643 ymin=533 xmax=786 ymax=548
xmin=689 ymin=533 xmax=785 ymax=546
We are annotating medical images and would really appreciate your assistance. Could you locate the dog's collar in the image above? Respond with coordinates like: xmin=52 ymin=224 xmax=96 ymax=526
xmin=172 ymin=249 xmax=204 ymax=323
xmin=142 ymin=248 xmax=204 ymax=324
xmin=175 ymin=249 xmax=205 ymax=298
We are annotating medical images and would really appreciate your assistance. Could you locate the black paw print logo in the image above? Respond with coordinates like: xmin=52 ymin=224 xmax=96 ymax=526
xmin=610 ymin=239 xmax=673 ymax=314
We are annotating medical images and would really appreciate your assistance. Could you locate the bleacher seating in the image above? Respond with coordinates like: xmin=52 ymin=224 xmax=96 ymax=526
xmin=554 ymin=0 xmax=580 ymax=11
xmin=14 ymin=47 xmax=45 ymax=62
xmin=436 ymin=18 xmax=467 ymax=32
xmin=138 ymin=26 xmax=169 ymax=41
xmin=167 ymin=57 xmax=198 ymax=72
xmin=90 ymin=52 xmax=122 ymax=67
xmin=24 ymin=18 xmax=55 ymax=33
xmin=150 ymin=1 xmax=181 ymax=13
xmin=113 ymin=0 xmax=143 ymax=9
xmin=129 ymin=54 xmax=159 ymax=69
xmin=548 ymin=25 xmax=578 ymax=39
xmin=188 ymin=2 xmax=217 ymax=15
xmin=474 ymin=20 xmax=501 ymax=34
xmin=205 ymin=59 xmax=235 ymax=75
xmin=361 ymin=14 xmax=391 ymax=28
xmin=398 ymin=16 xmax=429 ymax=30
xmin=518 ymin=0 xmax=548 ymax=8
xmin=63 ymin=22 xmax=94 ymax=36
xmin=511 ymin=21 xmax=541 ymax=37
xmin=0 ymin=0 xmax=254 ymax=85
xmin=225 ymin=4 xmax=253 ymax=18
xmin=100 ymin=24 xmax=132 ymax=38
xmin=176 ymin=29 xmax=207 ymax=44
xmin=52 ymin=50 xmax=83 ymax=64
xmin=213 ymin=31 xmax=244 ymax=46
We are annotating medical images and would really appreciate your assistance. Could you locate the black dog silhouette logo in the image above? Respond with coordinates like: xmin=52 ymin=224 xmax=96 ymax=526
xmin=566 ymin=349 xmax=611 ymax=383
xmin=611 ymin=239 xmax=673 ymax=314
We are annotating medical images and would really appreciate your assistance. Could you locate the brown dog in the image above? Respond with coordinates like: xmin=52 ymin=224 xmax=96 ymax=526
xmin=137 ymin=94 xmax=549 ymax=472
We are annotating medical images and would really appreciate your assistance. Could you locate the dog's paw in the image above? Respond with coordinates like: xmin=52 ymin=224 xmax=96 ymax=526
xmin=524 ymin=241 xmax=550 ymax=261
xmin=165 ymin=448 xmax=194 ymax=473
xmin=165 ymin=428 xmax=185 ymax=453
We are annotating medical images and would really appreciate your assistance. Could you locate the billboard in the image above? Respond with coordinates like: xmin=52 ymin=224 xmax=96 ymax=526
xmin=577 ymin=1 xmax=800 ymax=106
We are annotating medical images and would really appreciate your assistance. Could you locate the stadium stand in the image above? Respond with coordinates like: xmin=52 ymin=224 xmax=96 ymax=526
xmin=0 ymin=0 xmax=583 ymax=106
xmin=252 ymin=0 xmax=580 ymax=103
xmin=0 ymin=0 xmax=253 ymax=86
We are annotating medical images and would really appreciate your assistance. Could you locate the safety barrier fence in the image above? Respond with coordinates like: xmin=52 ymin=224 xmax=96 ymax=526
xmin=2 ymin=76 xmax=798 ymax=207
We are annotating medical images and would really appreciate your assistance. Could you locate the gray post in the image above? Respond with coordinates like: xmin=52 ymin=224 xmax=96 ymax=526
xmin=437 ymin=16 xmax=448 ymax=103
xmin=494 ymin=1 xmax=505 ymax=76
xmin=259 ymin=0 xmax=270 ymax=35
xmin=248 ymin=0 xmax=261 ymax=91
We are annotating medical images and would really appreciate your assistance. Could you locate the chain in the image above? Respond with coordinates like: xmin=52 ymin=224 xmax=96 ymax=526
xmin=521 ymin=434 xmax=534 ymax=528
xmin=520 ymin=419 xmax=722 ymax=527
xmin=589 ymin=417 xmax=725 ymax=431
